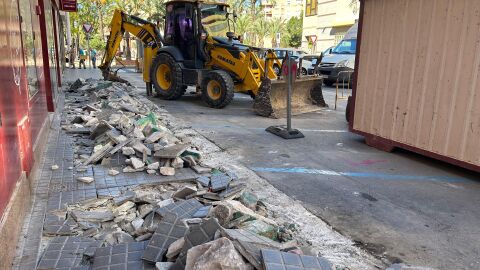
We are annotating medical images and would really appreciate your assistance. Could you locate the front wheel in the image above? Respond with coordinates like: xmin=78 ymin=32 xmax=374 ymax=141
xmin=273 ymin=64 xmax=281 ymax=76
xmin=150 ymin=53 xmax=185 ymax=100
xmin=201 ymin=70 xmax=234 ymax=108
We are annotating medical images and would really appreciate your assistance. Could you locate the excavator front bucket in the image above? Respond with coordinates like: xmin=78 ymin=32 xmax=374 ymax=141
xmin=253 ymin=77 xmax=327 ymax=118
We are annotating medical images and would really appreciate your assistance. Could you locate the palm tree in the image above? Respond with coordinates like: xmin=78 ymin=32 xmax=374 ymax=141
xmin=235 ymin=14 xmax=253 ymax=44
xmin=253 ymin=19 xmax=269 ymax=47
xmin=268 ymin=18 xmax=285 ymax=48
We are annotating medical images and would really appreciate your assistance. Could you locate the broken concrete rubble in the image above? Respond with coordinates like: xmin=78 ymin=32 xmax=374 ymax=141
xmin=34 ymin=78 xmax=339 ymax=270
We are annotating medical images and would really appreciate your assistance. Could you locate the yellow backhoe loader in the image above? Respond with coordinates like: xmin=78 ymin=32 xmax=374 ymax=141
xmin=100 ymin=0 xmax=326 ymax=117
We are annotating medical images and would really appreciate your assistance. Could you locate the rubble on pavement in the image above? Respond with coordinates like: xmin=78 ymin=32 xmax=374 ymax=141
xmin=36 ymin=78 xmax=336 ymax=270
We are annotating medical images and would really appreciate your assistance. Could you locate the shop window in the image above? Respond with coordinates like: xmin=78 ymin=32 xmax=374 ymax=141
xmin=19 ymin=0 xmax=40 ymax=98
xmin=305 ymin=0 xmax=317 ymax=17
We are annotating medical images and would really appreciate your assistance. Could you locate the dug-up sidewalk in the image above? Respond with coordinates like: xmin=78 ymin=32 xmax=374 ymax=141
xmin=12 ymin=69 xmax=384 ymax=270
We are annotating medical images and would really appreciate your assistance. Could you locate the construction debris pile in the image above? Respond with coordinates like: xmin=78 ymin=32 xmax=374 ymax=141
xmin=38 ymin=79 xmax=334 ymax=270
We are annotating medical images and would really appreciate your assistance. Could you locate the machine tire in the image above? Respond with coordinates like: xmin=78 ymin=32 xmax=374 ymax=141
xmin=201 ymin=70 xmax=234 ymax=108
xmin=324 ymin=80 xmax=334 ymax=87
xmin=150 ymin=53 xmax=185 ymax=100
xmin=273 ymin=64 xmax=281 ymax=76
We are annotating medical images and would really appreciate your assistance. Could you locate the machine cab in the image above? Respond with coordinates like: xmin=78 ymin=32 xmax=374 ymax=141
xmin=163 ymin=1 xmax=233 ymax=68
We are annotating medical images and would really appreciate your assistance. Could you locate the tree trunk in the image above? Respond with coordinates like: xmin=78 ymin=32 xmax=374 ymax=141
xmin=125 ymin=32 xmax=132 ymax=60
xmin=99 ymin=4 xmax=104 ymax=41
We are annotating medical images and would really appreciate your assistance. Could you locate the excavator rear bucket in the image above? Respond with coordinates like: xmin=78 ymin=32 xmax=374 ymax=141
xmin=253 ymin=77 xmax=327 ymax=118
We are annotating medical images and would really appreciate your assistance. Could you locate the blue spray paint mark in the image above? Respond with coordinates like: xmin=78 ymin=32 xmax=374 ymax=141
xmin=251 ymin=167 xmax=467 ymax=183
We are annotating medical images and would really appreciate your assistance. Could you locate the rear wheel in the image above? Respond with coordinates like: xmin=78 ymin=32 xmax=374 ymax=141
xmin=150 ymin=53 xmax=185 ymax=100
xmin=324 ymin=80 xmax=334 ymax=87
xmin=273 ymin=64 xmax=281 ymax=76
xmin=201 ymin=70 xmax=234 ymax=108
xmin=302 ymin=68 xmax=307 ymax=76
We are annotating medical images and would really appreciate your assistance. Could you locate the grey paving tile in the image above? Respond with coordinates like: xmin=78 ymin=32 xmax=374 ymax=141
xmin=195 ymin=176 xmax=210 ymax=187
xmin=37 ymin=236 xmax=102 ymax=270
xmin=142 ymin=212 xmax=188 ymax=262
xmin=221 ymin=228 xmax=281 ymax=247
xmin=92 ymin=241 xmax=156 ymax=270
xmin=192 ymin=205 xmax=211 ymax=218
xmin=43 ymin=214 xmax=78 ymax=236
xmin=47 ymin=189 xmax=98 ymax=211
xmin=210 ymin=173 xmax=232 ymax=192
xmin=261 ymin=249 xmax=333 ymax=270
xmin=172 ymin=218 xmax=221 ymax=269
xmin=156 ymin=198 xmax=203 ymax=219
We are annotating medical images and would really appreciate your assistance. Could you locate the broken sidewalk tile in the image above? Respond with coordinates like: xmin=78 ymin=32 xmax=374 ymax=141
xmin=132 ymin=141 xmax=152 ymax=156
xmin=83 ymin=142 xmax=114 ymax=165
xmin=92 ymin=241 xmax=156 ymax=270
xmin=221 ymin=228 xmax=282 ymax=248
xmin=180 ymin=149 xmax=202 ymax=160
xmin=239 ymin=220 xmax=277 ymax=241
xmin=65 ymin=127 xmax=91 ymax=134
xmin=218 ymin=183 xmax=247 ymax=200
xmin=113 ymin=201 xmax=135 ymax=216
xmin=191 ymin=165 xmax=211 ymax=174
xmin=192 ymin=205 xmax=212 ymax=218
xmin=172 ymin=186 xmax=197 ymax=199
xmin=195 ymin=176 xmax=210 ymax=187
xmin=156 ymin=198 xmax=203 ymax=219
xmin=108 ymin=138 xmax=133 ymax=156
xmin=142 ymin=212 xmax=188 ymax=262
xmin=238 ymin=190 xmax=258 ymax=210
xmin=154 ymin=144 xmax=189 ymax=159
xmin=261 ymin=249 xmax=333 ymax=270
xmin=145 ymin=131 xmax=167 ymax=144
xmin=210 ymin=173 xmax=232 ymax=192
xmin=89 ymin=121 xmax=114 ymax=140
xmin=71 ymin=210 xmax=114 ymax=222
xmin=232 ymin=240 xmax=272 ymax=270
xmin=171 ymin=218 xmax=221 ymax=270
xmin=37 ymin=236 xmax=102 ymax=270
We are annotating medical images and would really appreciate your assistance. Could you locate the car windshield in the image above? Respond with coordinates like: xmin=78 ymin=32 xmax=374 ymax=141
xmin=201 ymin=4 xmax=229 ymax=38
xmin=331 ymin=39 xmax=357 ymax=54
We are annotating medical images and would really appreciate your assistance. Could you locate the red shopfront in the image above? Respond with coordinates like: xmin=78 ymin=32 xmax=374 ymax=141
xmin=0 ymin=0 xmax=68 ymax=222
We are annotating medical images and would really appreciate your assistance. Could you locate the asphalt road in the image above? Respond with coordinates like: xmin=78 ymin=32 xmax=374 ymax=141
xmin=121 ymin=72 xmax=480 ymax=270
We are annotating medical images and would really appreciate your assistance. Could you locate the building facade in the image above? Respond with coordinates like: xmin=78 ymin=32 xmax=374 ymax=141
xmin=0 ymin=0 xmax=70 ymax=267
xmin=302 ymin=0 xmax=359 ymax=53
xmin=261 ymin=0 xmax=304 ymax=48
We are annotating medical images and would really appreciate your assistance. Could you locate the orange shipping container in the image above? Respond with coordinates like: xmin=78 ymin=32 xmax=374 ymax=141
xmin=348 ymin=0 xmax=480 ymax=172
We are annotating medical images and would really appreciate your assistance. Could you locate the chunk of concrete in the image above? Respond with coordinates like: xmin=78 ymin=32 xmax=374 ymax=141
xmin=185 ymin=237 xmax=252 ymax=270
xmin=156 ymin=262 xmax=175 ymax=270
xmin=108 ymin=169 xmax=120 ymax=176
xmin=132 ymin=141 xmax=151 ymax=156
xmin=77 ymin=176 xmax=94 ymax=184
xmin=154 ymin=144 xmax=188 ymax=159
xmin=122 ymin=146 xmax=136 ymax=156
xmin=160 ymin=167 xmax=175 ymax=176
xmin=113 ymin=201 xmax=135 ymax=216
xmin=145 ymin=131 xmax=166 ymax=143
xmin=173 ymin=186 xmax=197 ymax=199
xmin=131 ymin=218 xmax=144 ymax=231
xmin=166 ymin=237 xmax=185 ymax=259
xmin=71 ymin=210 xmax=114 ymax=222
xmin=130 ymin=157 xmax=145 ymax=169
xmin=147 ymin=169 xmax=157 ymax=174
xmin=171 ymin=157 xmax=184 ymax=169
xmin=147 ymin=162 xmax=160 ymax=170
xmin=211 ymin=204 xmax=233 ymax=226
xmin=51 ymin=165 xmax=59 ymax=170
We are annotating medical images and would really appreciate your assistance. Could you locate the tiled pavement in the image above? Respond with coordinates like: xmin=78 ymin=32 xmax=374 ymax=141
xmin=11 ymin=70 xmax=198 ymax=270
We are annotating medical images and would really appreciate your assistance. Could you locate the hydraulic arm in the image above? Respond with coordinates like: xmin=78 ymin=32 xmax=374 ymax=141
xmin=99 ymin=9 xmax=163 ymax=87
